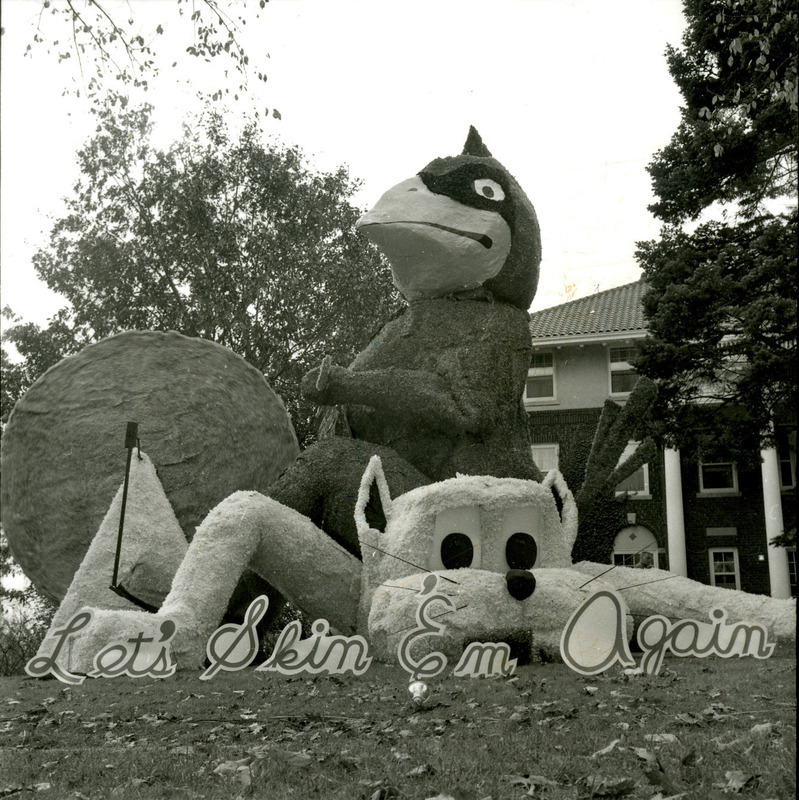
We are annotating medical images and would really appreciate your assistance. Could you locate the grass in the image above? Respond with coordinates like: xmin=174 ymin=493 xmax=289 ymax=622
xmin=1 ymin=643 xmax=795 ymax=800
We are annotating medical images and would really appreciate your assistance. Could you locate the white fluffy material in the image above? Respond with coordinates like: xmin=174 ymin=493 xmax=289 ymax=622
xmin=368 ymin=568 xmax=630 ymax=662
xmin=46 ymin=491 xmax=363 ymax=673
xmin=164 ymin=491 xmax=362 ymax=640
xmin=573 ymin=562 xmax=796 ymax=640
xmin=35 ymin=452 xmax=187 ymax=670
xmin=39 ymin=456 xmax=794 ymax=675
xmin=356 ymin=462 xmax=793 ymax=662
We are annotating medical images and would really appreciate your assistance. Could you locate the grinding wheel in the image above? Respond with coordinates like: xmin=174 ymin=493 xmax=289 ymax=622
xmin=1 ymin=330 xmax=300 ymax=603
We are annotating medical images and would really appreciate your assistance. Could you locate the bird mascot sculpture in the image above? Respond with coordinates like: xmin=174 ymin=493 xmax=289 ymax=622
xmin=266 ymin=125 xmax=544 ymax=558
xmin=2 ymin=129 xmax=794 ymax=676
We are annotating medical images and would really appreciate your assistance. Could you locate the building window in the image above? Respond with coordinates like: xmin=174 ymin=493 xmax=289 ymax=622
xmin=708 ymin=547 xmax=741 ymax=590
xmin=777 ymin=434 xmax=796 ymax=489
xmin=787 ymin=547 xmax=797 ymax=598
xmin=531 ymin=444 xmax=559 ymax=473
xmin=615 ymin=442 xmax=650 ymax=498
xmin=525 ymin=352 xmax=555 ymax=403
xmin=698 ymin=461 xmax=739 ymax=495
xmin=612 ymin=525 xmax=661 ymax=567
xmin=609 ymin=346 xmax=638 ymax=396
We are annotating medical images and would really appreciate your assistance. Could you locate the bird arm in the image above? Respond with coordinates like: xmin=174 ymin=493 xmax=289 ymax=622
xmin=302 ymin=358 xmax=491 ymax=438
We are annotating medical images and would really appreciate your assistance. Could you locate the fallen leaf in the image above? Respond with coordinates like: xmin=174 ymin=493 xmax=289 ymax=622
xmin=750 ymin=722 xmax=775 ymax=736
xmin=408 ymin=764 xmax=436 ymax=777
xmin=645 ymin=733 xmax=678 ymax=744
xmin=712 ymin=736 xmax=748 ymax=750
xmin=213 ymin=756 xmax=253 ymax=776
xmin=702 ymin=704 xmax=733 ymax=720
xmin=680 ymin=750 xmax=703 ymax=766
xmin=273 ymin=749 xmax=313 ymax=768
xmin=674 ymin=712 xmax=705 ymax=726
xmin=423 ymin=792 xmax=478 ymax=800
xmin=632 ymin=747 xmax=658 ymax=767
xmin=585 ymin=686 xmax=599 ymax=695
xmin=368 ymin=786 xmax=401 ymax=800
xmin=590 ymin=739 xmax=621 ymax=758
xmin=713 ymin=770 xmax=759 ymax=793
xmin=644 ymin=768 xmax=682 ymax=796
xmin=509 ymin=773 xmax=559 ymax=790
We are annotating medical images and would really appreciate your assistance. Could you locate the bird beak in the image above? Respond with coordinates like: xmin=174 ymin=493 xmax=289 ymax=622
xmin=356 ymin=176 xmax=511 ymax=301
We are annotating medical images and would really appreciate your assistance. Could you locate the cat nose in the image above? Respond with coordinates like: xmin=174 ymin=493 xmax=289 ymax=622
xmin=506 ymin=569 xmax=536 ymax=601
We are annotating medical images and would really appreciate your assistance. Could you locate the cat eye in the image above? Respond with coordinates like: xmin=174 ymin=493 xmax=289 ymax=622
xmin=440 ymin=532 xmax=475 ymax=569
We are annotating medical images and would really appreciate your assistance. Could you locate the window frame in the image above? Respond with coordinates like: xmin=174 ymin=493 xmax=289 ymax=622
xmin=612 ymin=550 xmax=664 ymax=569
xmin=777 ymin=436 xmax=796 ymax=490
xmin=608 ymin=345 xmax=639 ymax=398
xmin=524 ymin=351 xmax=556 ymax=405
xmin=612 ymin=525 xmax=662 ymax=567
xmin=698 ymin=460 xmax=739 ymax=496
xmin=614 ymin=441 xmax=651 ymax=499
xmin=708 ymin=547 xmax=741 ymax=590
xmin=531 ymin=443 xmax=560 ymax=474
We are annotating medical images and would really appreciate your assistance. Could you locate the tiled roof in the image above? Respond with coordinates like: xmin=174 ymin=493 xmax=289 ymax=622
xmin=529 ymin=280 xmax=647 ymax=340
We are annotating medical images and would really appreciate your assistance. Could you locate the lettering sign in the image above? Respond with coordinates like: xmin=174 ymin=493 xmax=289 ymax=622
xmin=25 ymin=610 xmax=95 ymax=686
xmin=560 ymin=590 xmax=776 ymax=676
xmin=559 ymin=590 xmax=636 ymax=676
xmin=27 ymin=589 xmax=775 ymax=685
xmin=453 ymin=641 xmax=517 ymax=678
xmin=90 ymin=619 xmax=177 ymax=679
xmin=258 ymin=618 xmax=372 ymax=676
xmin=637 ymin=607 xmax=775 ymax=675
xmin=202 ymin=595 xmax=373 ymax=678
xmin=26 ymin=611 xmax=178 ymax=684
xmin=396 ymin=574 xmax=517 ymax=680
xmin=201 ymin=595 xmax=270 ymax=680
xmin=396 ymin=575 xmax=452 ymax=681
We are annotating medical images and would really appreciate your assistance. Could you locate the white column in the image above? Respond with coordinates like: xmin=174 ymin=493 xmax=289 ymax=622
xmin=664 ymin=447 xmax=688 ymax=576
xmin=760 ymin=445 xmax=791 ymax=599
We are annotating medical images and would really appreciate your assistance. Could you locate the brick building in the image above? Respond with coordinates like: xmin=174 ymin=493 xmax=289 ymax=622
xmin=526 ymin=280 xmax=796 ymax=598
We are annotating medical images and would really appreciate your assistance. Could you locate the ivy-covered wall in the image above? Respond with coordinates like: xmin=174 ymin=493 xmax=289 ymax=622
xmin=528 ymin=408 xmax=651 ymax=563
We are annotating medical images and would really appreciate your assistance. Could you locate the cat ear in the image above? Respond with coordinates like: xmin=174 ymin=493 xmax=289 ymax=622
xmin=542 ymin=470 xmax=578 ymax=553
xmin=355 ymin=455 xmax=393 ymax=538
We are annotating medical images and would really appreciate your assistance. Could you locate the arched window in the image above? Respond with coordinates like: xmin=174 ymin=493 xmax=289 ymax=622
xmin=612 ymin=525 xmax=663 ymax=568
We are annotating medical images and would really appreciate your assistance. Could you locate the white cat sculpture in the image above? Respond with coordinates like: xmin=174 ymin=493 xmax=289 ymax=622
xmin=39 ymin=455 xmax=795 ymax=673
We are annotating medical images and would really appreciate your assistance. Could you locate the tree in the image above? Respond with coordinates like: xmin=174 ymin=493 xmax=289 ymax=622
xmin=1 ymin=95 xmax=401 ymax=445
xmin=636 ymin=0 xmax=797 ymax=460
xmin=13 ymin=0 xmax=271 ymax=101
xmin=636 ymin=210 xmax=796 ymax=462
xmin=647 ymin=0 xmax=797 ymax=221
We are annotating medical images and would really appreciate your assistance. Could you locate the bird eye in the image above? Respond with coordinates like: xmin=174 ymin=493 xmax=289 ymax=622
xmin=473 ymin=178 xmax=505 ymax=201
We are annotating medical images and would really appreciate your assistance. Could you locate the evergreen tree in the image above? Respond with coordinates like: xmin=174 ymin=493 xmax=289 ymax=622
xmin=636 ymin=0 xmax=797 ymax=460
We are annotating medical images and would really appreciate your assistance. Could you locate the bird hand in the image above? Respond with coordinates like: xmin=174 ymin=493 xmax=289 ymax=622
xmin=302 ymin=356 xmax=337 ymax=404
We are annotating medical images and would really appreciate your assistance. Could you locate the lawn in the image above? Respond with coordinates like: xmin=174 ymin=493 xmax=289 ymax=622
xmin=1 ymin=644 xmax=795 ymax=800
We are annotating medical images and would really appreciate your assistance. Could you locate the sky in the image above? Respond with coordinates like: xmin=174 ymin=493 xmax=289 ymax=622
xmin=0 ymin=0 xmax=688 ymax=332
